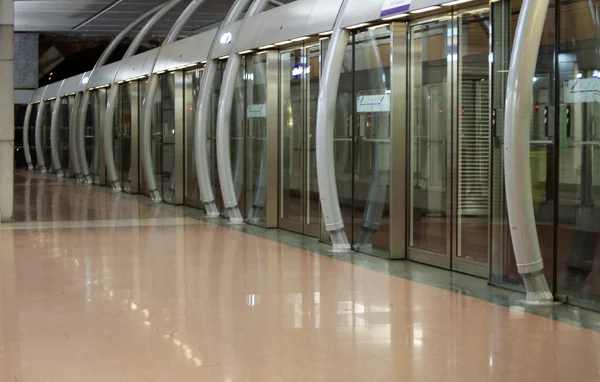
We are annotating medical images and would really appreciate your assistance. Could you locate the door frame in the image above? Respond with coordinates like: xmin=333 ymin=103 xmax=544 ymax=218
xmin=277 ymin=43 xmax=322 ymax=238
xmin=406 ymin=7 xmax=491 ymax=278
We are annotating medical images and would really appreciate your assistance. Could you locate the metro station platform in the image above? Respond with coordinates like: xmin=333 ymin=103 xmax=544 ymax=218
xmin=1 ymin=170 xmax=600 ymax=382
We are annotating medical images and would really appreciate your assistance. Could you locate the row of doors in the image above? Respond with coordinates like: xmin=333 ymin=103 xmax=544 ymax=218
xmin=274 ymin=5 xmax=492 ymax=277
xmin=49 ymin=3 xmax=493 ymax=278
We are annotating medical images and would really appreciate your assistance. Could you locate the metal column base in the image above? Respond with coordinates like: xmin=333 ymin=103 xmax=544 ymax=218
xmin=224 ymin=206 xmax=244 ymax=224
xmin=55 ymin=170 xmax=64 ymax=178
xmin=165 ymin=188 xmax=176 ymax=204
xmin=110 ymin=180 xmax=122 ymax=193
xmin=81 ymin=174 xmax=93 ymax=185
xmin=247 ymin=206 xmax=263 ymax=223
xmin=149 ymin=189 xmax=162 ymax=203
xmin=39 ymin=166 xmax=47 ymax=174
xmin=354 ymin=228 xmax=375 ymax=251
xmin=204 ymin=202 xmax=220 ymax=218
xmin=329 ymin=229 xmax=352 ymax=253
xmin=522 ymin=270 xmax=554 ymax=304
xmin=27 ymin=163 xmax=34 ymax=170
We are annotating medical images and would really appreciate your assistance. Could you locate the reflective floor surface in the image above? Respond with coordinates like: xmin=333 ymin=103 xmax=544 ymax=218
xmin=2 ymin=170 xmax=600 ymax=382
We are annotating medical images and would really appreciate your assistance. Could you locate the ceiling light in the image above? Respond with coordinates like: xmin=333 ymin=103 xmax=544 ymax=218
xmin=318 ymin=31 xmax=333 ymax=36
xmin=238 ymin=50 xmax=254 ymax=55
xmin=259 ymin=44 xmax=276 ymax=49
xmin=410 ymin=6 xmax=441 ymax=13
xmin=382 ymin=13 xmax=409 ymax=20
xmin=369 ymin=24 xmax=390 ymax=30
xmin=200 ymin=60 xmax=207 ymax=64
xmin=218 ymin=55 xmax=230 ymax=60
xmin=442 ymin=0 xmax=474 ymax=5
xmin=291 ymin=36 xmax=310 ymax=42
xmin=346 ymin=23 xmax=371 ymax=30
xmin=275 ymin=40 xmax=293 ymax=46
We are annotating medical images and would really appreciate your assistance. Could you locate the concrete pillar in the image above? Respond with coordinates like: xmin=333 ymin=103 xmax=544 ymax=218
xmin=0 ymin=0 xmax=15 ymax=221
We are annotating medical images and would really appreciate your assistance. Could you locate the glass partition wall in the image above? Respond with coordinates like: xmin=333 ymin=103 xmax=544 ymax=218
xmin=184 ymin=68 xmax=203 ymax=209
xmin=41 ymin=100 xmax=53 ymax=172
xmin=556 ymin=0 xmax=600 ymax=309
xmin=59 ymin=97 xmax=72 ymax=176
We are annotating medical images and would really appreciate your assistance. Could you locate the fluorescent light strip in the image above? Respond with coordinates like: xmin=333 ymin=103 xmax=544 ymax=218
xmin=369 ymin=23 xmax=390 ymax=30
xmin=318 ymin=31 xmax=333 ymax=36
xmin=238 ymin=50 xmax=254 ymax=55
xmin=442 ymin=0 xmax=473 ymax=5
xmin=410 ymin=6 xmax=441 ymax=13
xmin=382 ymin=13 xmax=409 ymax=21
xmin=274 ymin=40 xmax=293 ymax=46
xmin=259 ymin=44 xmax=276 ymax=49
xmin=219 ymin=55 xmax=230 ymax=60
xmin=291 ymin=36 xmax=310 ymax=42
xmin=346 ymin=23 xmax=370 ymax=30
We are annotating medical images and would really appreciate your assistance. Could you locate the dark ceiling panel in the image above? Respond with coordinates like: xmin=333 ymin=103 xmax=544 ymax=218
xmin=15 ymin=0 xmax=295 ymax=35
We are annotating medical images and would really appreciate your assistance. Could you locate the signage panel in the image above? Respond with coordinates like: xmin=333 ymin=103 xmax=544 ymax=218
xmin=357 ymin=94 xmax=391 ymax=113
xmin=564 ymin=78 xmax=600 ymax=103
xmin=247 ymin=104 xmax=267 ymax=118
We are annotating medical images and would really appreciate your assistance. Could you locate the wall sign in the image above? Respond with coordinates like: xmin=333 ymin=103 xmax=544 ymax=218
xmin=564 ymin=78 xmax=600 ymax=103
xmin=220 ymin=32 xmax=232 ymax=45
xmin=380 ymin=0 xmax=412 ymax=17
xmin=357 ymin=94 xmax=391 ymax=113
xmin=247 ymin=104 xmax=267 ymax=118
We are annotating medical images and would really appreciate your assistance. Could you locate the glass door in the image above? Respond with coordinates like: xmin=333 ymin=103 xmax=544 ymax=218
xmin=42 ymin=100 xmax=53 ymax=172
xmin=279 ymin=45 xmax=321 ymax=237
xmin=161 ymin=73 xmax=176 ymax=203
xmin=408 ymin=7 xmax=491 ymax=276
xmin=184 ymin=68 xmax=203 ymax=208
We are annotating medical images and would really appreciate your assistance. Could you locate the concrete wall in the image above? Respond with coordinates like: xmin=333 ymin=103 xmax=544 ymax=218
xmin=14 ymin=32 xmax=38 ymax=90
xmin=0 ymin=0 xmax=15 ymax=221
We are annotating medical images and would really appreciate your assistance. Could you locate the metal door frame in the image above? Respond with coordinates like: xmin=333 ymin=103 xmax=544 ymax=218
xmin=184 ymin=67 xmax=204 ymax=208
xmin=278 ymin=43 xmax=321 ymax=237
xmin=407 ymin=6 xmax=490 ymax=278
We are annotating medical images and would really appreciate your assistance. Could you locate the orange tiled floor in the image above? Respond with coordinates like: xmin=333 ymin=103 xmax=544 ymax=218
xmin=1 ymin=171 xmax=600 ymax=382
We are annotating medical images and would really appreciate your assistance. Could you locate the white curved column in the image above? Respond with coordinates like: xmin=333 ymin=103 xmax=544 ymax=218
xmin=140 ymin=0 xmax=209 ymax=203
xmin=504 ymin=0 xmax=553 ymax=303
xmin=22 ymin=102 xmax=34 ymax=170
xmin=69 ymin=92 xmax=83 ymax=179
xmin=34 ymin=88 xmax=49 ymax=173
xmin=50 ymin=80 xmax=67 ymax=177
xmin=195 ymin=0 xmax=253 ymax=217
xmin=216 ymin=0 xmax=270 ymax=223
xmin=315 ymin=0 xmax=352 ymax=252
xmin=93 ymin=2 xmax=175 ymax=191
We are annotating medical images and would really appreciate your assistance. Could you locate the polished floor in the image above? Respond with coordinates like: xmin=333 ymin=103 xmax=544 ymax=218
xmin=2 ymin=171 xmax=600 ymax=382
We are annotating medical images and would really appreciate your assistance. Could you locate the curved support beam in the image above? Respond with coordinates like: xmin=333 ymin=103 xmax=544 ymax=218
xmin=315 ymin=0 xmax=352 ymax=252
xmin=195 ymin=0 xmax=253 ymax=217
xmin=504 ymin=0 xmax=553 ymax=303
xmin=34 ymin=88 xmax=49 ymax=173
xmin=216 ymin=0 xmax=270 ymax=223
xmin=140 ymin=0 xmax=210 ymax=204
xmin=69 ymin=92 xmax=83 ymax=179
xmin=22 ymin=102 xmax=34 ymax=170
xmin=94 ymin=1 xmax=178 ymax=192
xmin=50 ymin=80 xmax=67 ymax=177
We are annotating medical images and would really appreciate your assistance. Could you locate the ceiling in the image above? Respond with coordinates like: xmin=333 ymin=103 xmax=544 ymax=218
xmin=14 ymin=0 xmax=265 ymax=35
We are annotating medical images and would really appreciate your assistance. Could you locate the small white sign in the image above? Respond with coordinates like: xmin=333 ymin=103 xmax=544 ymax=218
xmin=380 ymin=0 xmax=411 ymax=17
xmin=220 ymin=32 xmax=232 ymax=45
xmin=357 ymin=94 xmax=391 ymax=113
xmin=247 ymin=104 xmax=267 ymax=118
xmin=564 ymin=78 xmax=600 ymax=103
